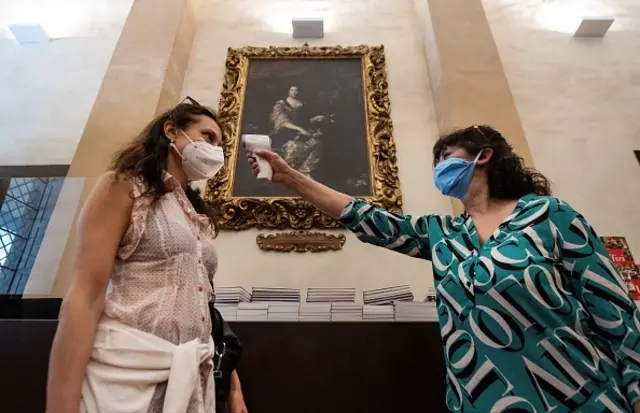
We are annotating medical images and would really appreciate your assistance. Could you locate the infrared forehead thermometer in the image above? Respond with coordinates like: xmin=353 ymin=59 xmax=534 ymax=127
xmin=241 ymin=134 xmax=273 ymax=181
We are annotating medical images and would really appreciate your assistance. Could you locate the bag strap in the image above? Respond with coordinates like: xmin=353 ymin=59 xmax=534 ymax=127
xmin=208 ymin=281 xmax=223 ymax=345
xmin=210 ymin=301 xmax=224 ymax=345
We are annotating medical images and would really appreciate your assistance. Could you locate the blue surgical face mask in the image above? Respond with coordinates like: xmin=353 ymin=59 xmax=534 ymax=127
xmin=433 ymin=151 xmax=483 ymax=199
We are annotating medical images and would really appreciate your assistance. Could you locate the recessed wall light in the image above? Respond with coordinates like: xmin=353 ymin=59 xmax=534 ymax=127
xmin=8 ymin=23 xmax=50 ymax=44
xmin=292 ymin=17 xmax=324 ymax=39
xmin=573 ymin=17 xmax=615 ymax=37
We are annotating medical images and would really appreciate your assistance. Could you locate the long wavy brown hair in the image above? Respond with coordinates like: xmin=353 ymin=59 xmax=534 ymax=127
xmin=433 ymin=125 xmax=552 ymax=199
xmin=109 ymin=100 xmax=219 ymax=214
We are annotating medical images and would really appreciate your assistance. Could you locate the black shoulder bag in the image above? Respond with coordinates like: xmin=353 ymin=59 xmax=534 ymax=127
xmin=209 ymin=301 xmax=244 ymax=410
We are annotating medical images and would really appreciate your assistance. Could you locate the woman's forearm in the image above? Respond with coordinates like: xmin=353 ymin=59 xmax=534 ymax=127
xmin=282 ymin=169 xmax=353 ymax=218
xmin=47 ymin=295 xmax=103 ymax=413
xmin=228 ymin=370 xmax=248 ymax=412
xmin=230 ymin=370 xmax=242 ymax=394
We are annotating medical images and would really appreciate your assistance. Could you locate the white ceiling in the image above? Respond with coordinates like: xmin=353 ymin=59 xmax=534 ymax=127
xmin=0 ymin=0 xmax=134 ymax=40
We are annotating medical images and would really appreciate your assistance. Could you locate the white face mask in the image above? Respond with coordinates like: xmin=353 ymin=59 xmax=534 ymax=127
xmin=171 ymin=130 xmax=224 ymax=181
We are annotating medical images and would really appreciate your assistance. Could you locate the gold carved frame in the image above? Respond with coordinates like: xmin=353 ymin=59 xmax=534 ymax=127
xmin=257 ymin=231 xmax=346 ymax=253
xmin=205 ymin=45 xmax=402 ymax=230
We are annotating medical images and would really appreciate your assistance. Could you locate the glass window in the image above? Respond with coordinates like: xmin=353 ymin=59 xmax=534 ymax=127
xmin=0 ymin=177 xmax=64 ymax=295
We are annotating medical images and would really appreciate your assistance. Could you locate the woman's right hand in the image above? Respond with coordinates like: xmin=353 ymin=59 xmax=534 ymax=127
xmin=247 ymin=151 xmax=293 ymax=185
xmin=248 ymin=151 xmax=353 ymax=218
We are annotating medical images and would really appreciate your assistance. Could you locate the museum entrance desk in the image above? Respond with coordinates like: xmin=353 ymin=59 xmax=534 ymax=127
xmin=0 ymin=299 xmax=448 ymax=413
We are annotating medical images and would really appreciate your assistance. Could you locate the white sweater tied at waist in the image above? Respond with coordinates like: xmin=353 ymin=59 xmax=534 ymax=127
xmin=81 ymin=316 xmax=215 ymax=413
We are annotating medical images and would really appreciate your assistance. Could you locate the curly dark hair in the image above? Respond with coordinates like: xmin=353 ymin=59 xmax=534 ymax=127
xmin=109 ymin=99 xmax=219 ymax=214
xmin=432 ymin=125 xmax=551 ymax=199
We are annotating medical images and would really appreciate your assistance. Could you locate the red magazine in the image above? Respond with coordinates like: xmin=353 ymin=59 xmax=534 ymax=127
xmin=602 ymin=237 xmax=640 ymax=300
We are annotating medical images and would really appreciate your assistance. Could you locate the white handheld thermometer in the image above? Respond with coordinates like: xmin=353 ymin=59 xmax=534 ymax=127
xmin=241 ymin=134 xmax=273 ymax=181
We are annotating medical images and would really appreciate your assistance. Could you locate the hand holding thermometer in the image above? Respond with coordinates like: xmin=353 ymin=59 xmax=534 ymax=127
xmin=241 ymin=134 xmax=273 ymax=181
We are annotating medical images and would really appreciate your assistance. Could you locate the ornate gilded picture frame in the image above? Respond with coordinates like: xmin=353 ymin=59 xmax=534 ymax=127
xmin=205 ymin=45 xmax=402 ymax=230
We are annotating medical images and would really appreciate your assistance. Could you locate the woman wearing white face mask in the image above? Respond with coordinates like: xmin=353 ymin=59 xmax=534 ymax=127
xmin=47 ymin=98 xmax=248 ymax=413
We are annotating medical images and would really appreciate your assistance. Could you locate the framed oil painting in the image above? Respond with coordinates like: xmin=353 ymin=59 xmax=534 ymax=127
xmin=205 ymin=45 xmax=402 ymax=230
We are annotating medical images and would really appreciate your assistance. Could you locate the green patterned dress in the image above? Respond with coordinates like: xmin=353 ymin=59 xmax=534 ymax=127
xmin=340 ymin=194 xmax=640 ymax=412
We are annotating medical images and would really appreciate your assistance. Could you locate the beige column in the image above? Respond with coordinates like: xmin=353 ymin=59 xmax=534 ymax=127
xmin=49 ymin=0 xmax=200 ymax=296
xmin=413 ymin=0 xmax=534 ymax=213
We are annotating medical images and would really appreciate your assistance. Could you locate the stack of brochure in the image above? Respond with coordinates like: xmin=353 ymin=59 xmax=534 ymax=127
xmin=394 ymin=301 xmax=438 ymax=322
xmin=423 ymin=286 xmax=436 ymax=303
xmin=237 ymin=302 xmax=269 ymax=321
xmin=363 ymin=304 xmax=395 ymax=322
xmin=214 ymin=286 xmax=251 ymax=304
xmin=363 ymin=285 xmax=414 ymax=305
xmin=252 ymin=287 xmax=301 ymax=302
xmin=267 ymin=302 xmax=300 ymax=322
xmin=214 ymin=303 xmax=239 ymax=321
xmin=299 ymin=303 xmax=332 ymax=322
xmin=306 ymin=287 xmax=356 ymax=303
xmin=331 ymin=303 xmax=363 ymax=322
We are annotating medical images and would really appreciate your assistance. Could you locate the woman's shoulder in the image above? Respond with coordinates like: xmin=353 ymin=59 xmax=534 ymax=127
xmin=92 ymin=172 xmax=157 ymax=213
xmin=522 ymin=194 xmax=574 ymax=209
xmin=520 ymin=193 xmax=563 ymax=210
xmin=92 ymin=171 xmax=136 ymax=201
xmin=522 ymin=194 xmax=586 ymax=225
xmin=79 ymin=172 xmax=136 ymax=231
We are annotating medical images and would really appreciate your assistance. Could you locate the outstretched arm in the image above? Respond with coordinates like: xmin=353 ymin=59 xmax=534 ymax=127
xmin=250 ymin=150 xmax=352 ymax=218
xmin=281 ymin=167 xmax=353 ymax=218
xmin=249 ymin=151 xmax=433 ymax=259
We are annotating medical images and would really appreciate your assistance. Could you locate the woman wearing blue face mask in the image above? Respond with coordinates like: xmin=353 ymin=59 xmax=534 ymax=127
xmin=248 ymin=124 xmax=640 ymax=413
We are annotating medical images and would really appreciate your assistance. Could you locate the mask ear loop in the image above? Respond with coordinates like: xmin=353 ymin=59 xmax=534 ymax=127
xmin=472 ymin=126 xmax=488 ymax=164
xmin=168 ymin=130 xmax=194 ymax=160
xmin=180 ymin=129 xmax=195 ymax=144
xmin=168 ymin=139 xmax=184 ymax=160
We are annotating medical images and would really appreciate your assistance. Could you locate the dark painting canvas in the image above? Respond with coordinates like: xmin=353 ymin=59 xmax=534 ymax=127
xmin=231 ymin=58 xmax=372 ymax=198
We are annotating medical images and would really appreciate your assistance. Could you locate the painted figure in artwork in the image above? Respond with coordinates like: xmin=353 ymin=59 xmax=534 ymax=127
xmin=268 ymin=85 xmax=332 ymax=177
